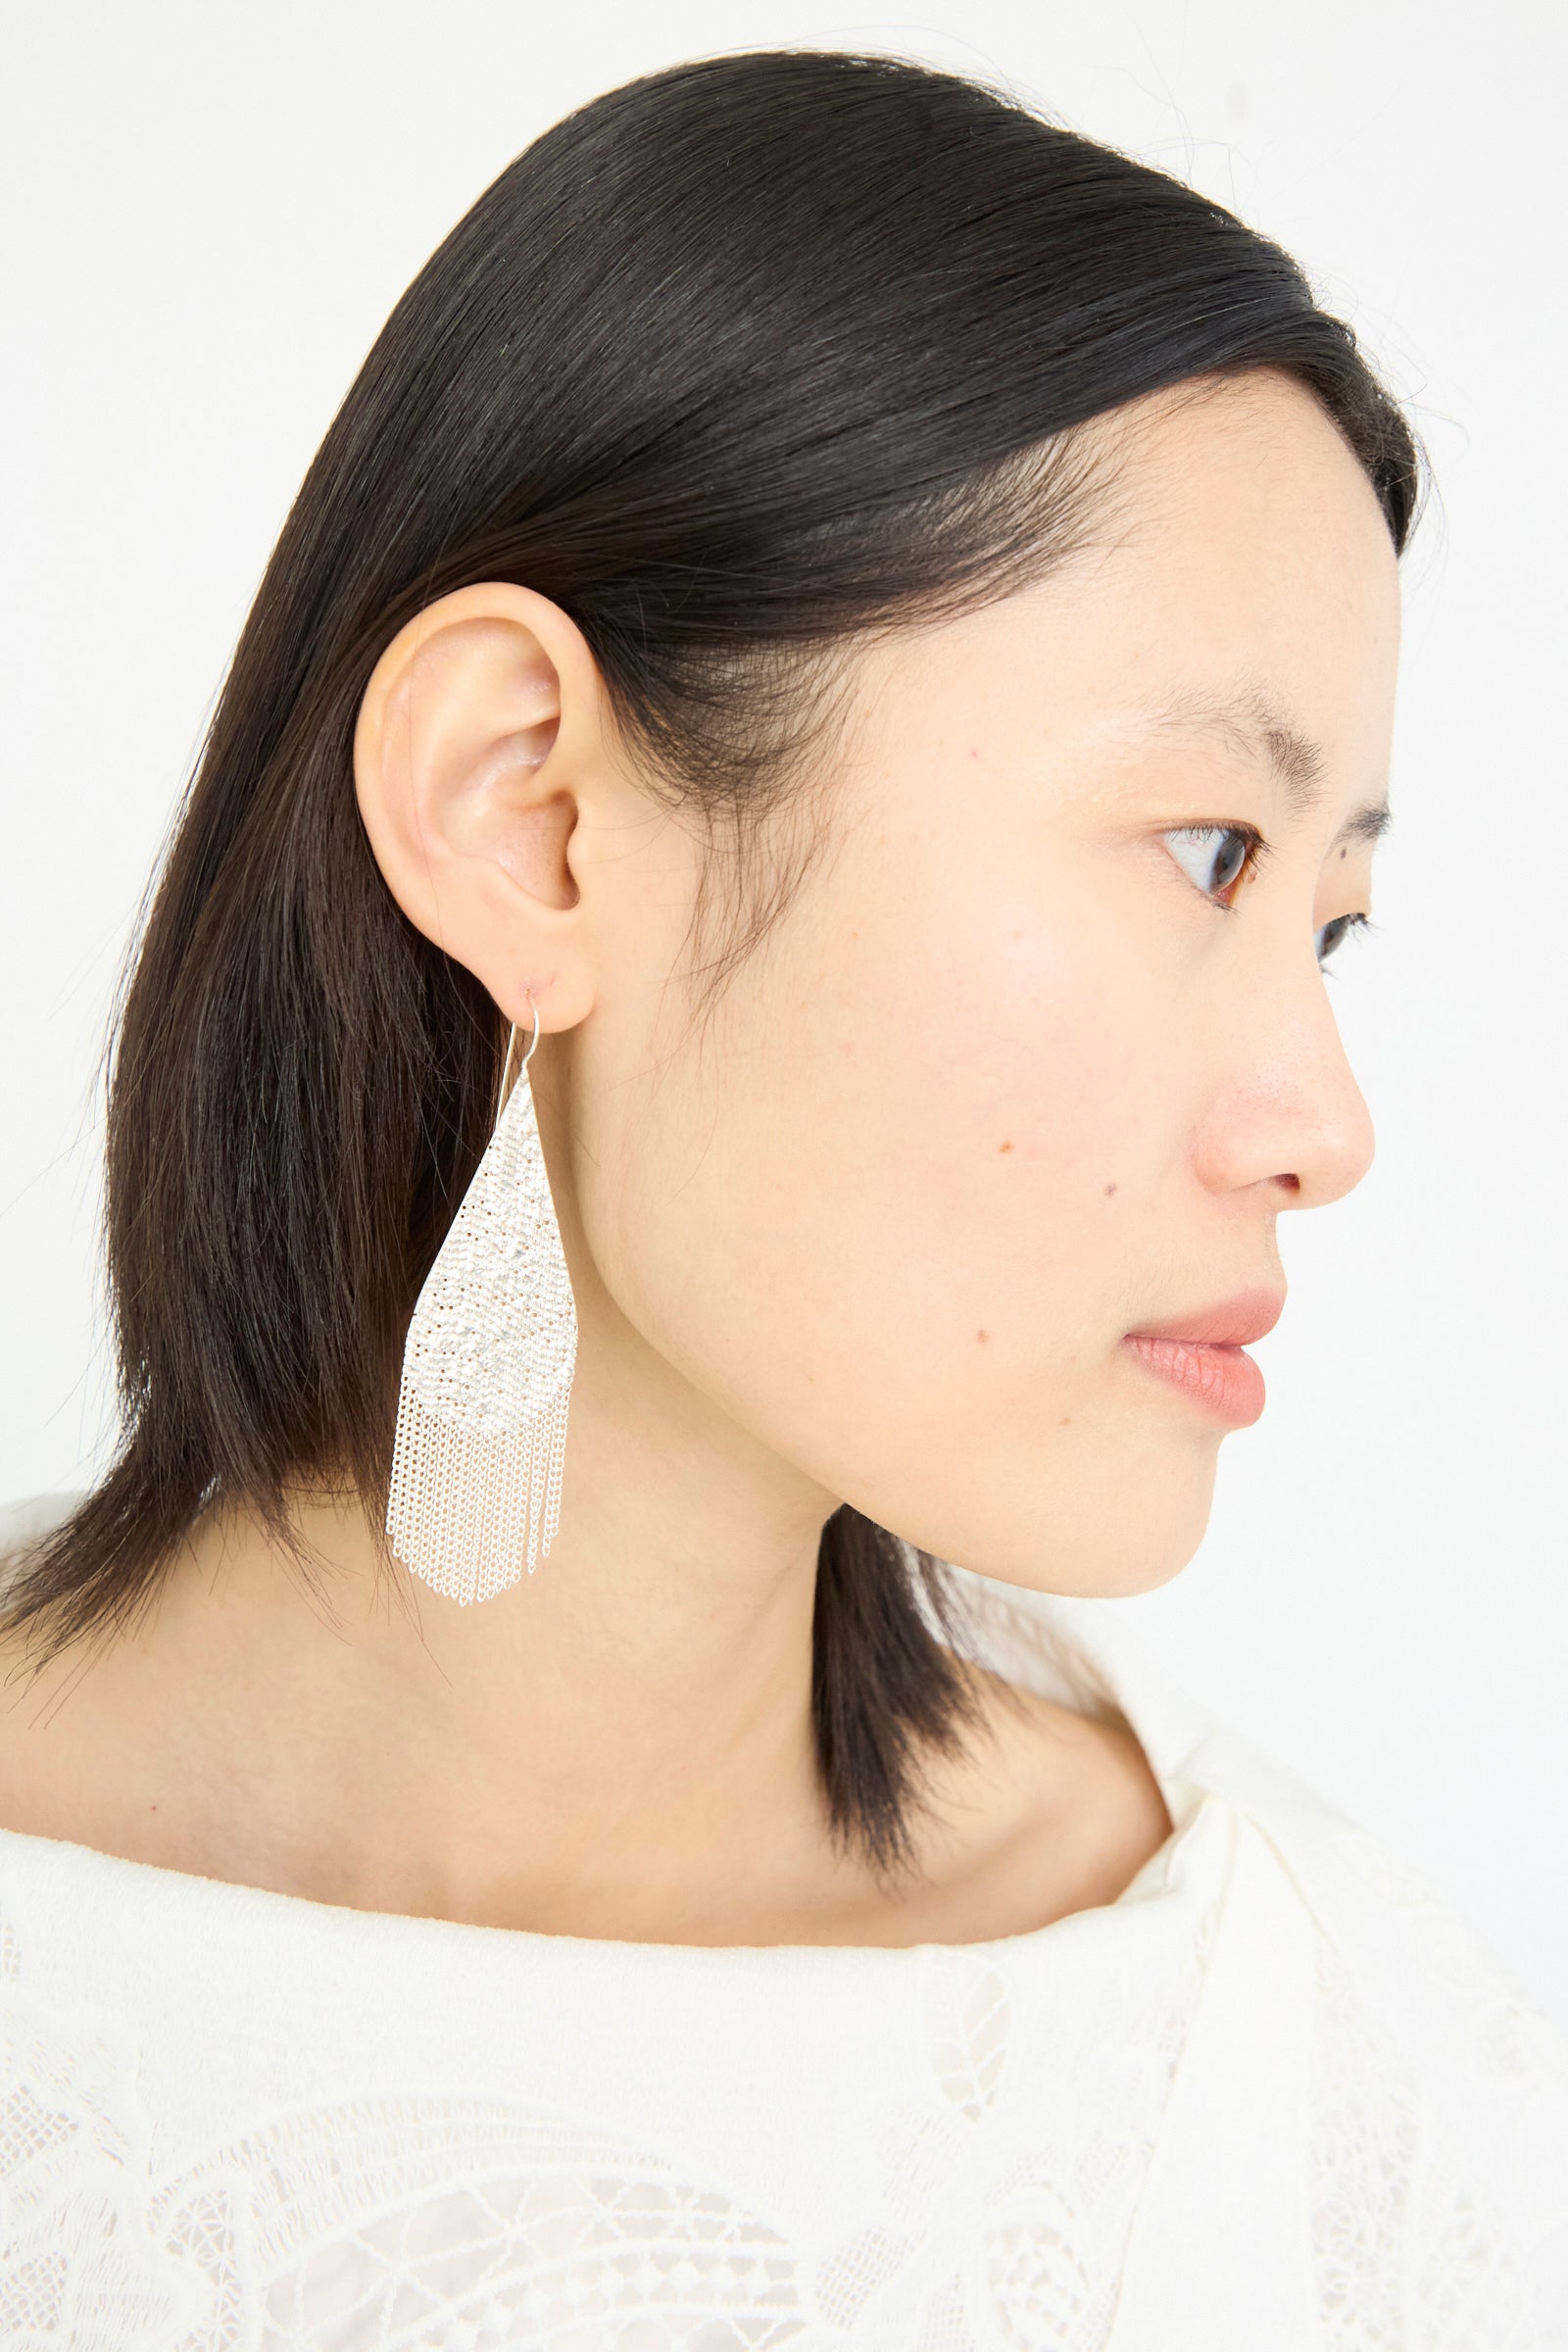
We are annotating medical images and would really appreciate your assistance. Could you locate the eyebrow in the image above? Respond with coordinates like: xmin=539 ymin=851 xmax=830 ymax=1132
xmin=1127 ymin=688 xmax=1393 ymax=849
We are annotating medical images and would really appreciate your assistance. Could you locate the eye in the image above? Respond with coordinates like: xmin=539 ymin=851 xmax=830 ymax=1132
xmin=1161 ymin=823 xmax=1272 ymax=908
xmin=1313 ymin=910 xmax=1376 ymax=976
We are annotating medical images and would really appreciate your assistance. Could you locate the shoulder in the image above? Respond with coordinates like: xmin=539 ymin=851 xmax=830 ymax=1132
xmin=1283 ymin=1803 xmax=1568 ymax=2339
xmin=0 ymin=1826 xmax=214 ymax=2333
xmin=962 ymin=1577 xmax=1568 ymax=2322
xmin=1186 ymin=1708 xmax=1568 ymax=2330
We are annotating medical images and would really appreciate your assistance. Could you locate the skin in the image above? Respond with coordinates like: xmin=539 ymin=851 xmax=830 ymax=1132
xmin=0 ymin=368 xmax=1399 ymax=1944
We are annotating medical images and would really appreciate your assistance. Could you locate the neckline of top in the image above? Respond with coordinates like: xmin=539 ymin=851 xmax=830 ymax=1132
xmin=0 ymin=1510 xmax=1227 ymax=1966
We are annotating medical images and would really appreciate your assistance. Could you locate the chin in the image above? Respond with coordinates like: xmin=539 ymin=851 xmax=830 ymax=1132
xmin=931 ymin=1463 xmax=1215 ymax=1602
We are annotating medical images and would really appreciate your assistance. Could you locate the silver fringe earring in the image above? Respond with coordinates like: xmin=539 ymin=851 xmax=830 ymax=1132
xmin=386 ymin=994 xmax=577 ymax=1604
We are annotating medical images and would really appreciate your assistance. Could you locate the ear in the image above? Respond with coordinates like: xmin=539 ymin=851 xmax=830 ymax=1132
xmin=352 ymin=581 xmax=605 ymax=1032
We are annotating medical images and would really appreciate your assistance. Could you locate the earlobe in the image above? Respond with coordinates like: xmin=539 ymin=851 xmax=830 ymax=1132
xmin=352 ymin=583 xmax=601 ymax=1029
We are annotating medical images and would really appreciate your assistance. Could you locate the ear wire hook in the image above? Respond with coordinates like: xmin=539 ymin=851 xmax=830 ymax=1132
xmin=496 ymin=992 xmax=542 ymax=1121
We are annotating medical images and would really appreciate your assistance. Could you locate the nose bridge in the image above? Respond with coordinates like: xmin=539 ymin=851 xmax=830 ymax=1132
xmin=1197 ymin=949 xmax=1377 ymax=1210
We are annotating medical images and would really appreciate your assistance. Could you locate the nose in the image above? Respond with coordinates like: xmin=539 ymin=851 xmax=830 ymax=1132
xmin=1191 ymin=954 xmax=1377 ymax=1212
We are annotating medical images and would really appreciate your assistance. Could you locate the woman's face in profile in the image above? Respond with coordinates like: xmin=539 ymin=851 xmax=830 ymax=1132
xmin=550 ymin=365 xmax=1403 ymax=1597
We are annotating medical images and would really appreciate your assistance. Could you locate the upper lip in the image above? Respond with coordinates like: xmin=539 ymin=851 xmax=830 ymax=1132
xmin=1127 ymin=1285 xmax=1286 ymax=1348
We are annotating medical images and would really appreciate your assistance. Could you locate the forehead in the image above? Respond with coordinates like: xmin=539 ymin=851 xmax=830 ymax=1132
xmin=861 ymin=369 xmax=1402 ymax=811
xmin=1059 ymin=370 xmax=1400 ymax=735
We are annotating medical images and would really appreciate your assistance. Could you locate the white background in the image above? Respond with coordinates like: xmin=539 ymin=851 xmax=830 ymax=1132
xmin=3 ymin=2 xmax=1564 ymax=2020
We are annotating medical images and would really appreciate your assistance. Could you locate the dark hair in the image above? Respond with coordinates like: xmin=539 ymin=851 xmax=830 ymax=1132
xmin=3 ymin=49 xmax=1421 ymax=1879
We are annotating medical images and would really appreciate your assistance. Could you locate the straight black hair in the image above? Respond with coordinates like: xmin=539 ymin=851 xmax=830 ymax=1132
xmin=3 ymin=49 xmax=1421 ymax=1880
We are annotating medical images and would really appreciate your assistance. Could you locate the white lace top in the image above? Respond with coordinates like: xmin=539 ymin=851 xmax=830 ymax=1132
xmin=2 ymin=1500 xmax=1565 ymax=2350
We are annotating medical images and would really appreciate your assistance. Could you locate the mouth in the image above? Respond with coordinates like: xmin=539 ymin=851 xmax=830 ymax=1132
xmin=1120 ymin=1286 xmax=1285 ymax=1427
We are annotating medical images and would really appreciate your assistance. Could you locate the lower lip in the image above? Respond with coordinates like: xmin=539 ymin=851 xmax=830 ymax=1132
xmin=1121 ymin=1334 xmax=1266 ymax=1426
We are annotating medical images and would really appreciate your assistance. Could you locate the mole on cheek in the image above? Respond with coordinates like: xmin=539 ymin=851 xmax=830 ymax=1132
xmin=999 ymin=1141 xmax=1014 ymax=1154
xmin=1104 ymin=1182 xmax=1118 ymax=1197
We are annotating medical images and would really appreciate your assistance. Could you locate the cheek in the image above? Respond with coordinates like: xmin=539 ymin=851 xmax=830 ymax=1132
xmin=604 ymin=830 xmax=1181 ymax=1475
xmin=847 ymin=868 xmax=1172 ymax=1360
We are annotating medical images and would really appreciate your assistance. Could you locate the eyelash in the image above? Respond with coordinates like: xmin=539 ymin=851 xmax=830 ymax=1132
xmin=1163 ymin=822 xmax=1378 ymax=975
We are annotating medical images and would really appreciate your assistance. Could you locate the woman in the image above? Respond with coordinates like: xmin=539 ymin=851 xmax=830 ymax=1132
xmin=1 ymin=46 xmax=1563 ymax=2347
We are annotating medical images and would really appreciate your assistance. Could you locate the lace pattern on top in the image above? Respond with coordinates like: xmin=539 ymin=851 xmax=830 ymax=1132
xmin=0 ymin=1872 xmax=1223 ymax=2350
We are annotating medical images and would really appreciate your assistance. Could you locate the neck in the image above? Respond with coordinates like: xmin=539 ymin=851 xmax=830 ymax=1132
xmin=191 ymin=1366 xmax=856 ymax=1932
xmin=13 ymin=1295 xmax=897 ymax=1937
